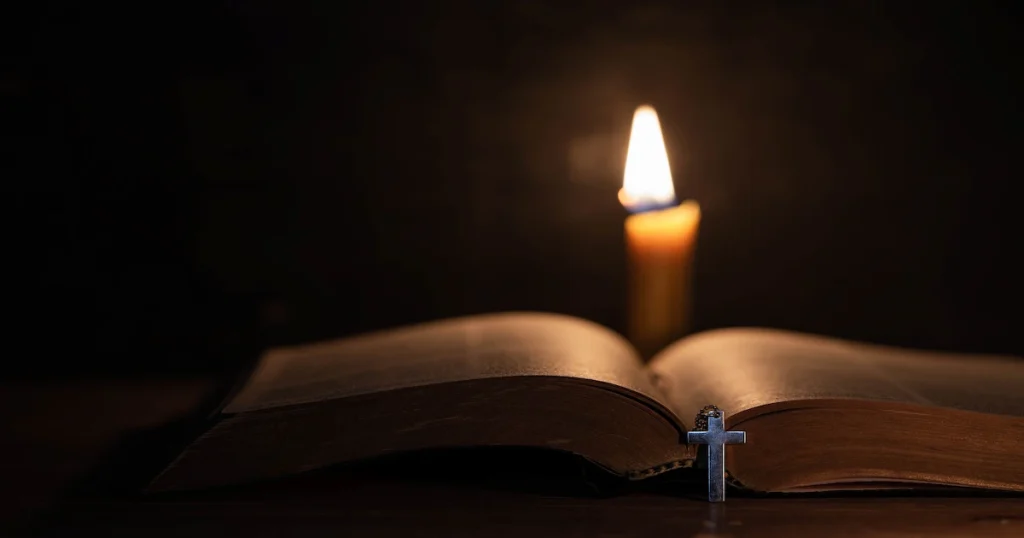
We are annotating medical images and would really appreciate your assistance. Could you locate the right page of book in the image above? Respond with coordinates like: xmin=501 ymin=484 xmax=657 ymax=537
xmin=647 ymin=327 xmax=1024 ymax=422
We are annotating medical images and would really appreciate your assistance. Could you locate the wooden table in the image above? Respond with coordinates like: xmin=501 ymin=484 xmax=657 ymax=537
xmin=4 ymin=381 xmax=1024 ymax=537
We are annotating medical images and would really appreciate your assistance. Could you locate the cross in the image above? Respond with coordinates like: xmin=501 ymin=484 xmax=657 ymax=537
xmin=687 ymin=407 xmax=746 ymax=502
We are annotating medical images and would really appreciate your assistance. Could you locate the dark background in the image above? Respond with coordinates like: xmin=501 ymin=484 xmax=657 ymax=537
xmin=9 ymin=2 xmax=1022 ymax=378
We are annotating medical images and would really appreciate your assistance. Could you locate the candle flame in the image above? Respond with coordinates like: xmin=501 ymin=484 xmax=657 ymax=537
xmin=619 ymin=105 xmax=676 ymax=212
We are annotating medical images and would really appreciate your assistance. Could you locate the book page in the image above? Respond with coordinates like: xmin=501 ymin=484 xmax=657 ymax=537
xmin=225 ymin=312 xmax=669 ymax=414
xmin=648 ymin=327 xmax=1024 ymax=421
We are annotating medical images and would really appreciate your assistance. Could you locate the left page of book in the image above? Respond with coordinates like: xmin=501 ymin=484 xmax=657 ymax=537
xmin=149 ymin=312 xmax=693 ymax=492
xmin=224 ymin=312 xmax=669 ymax=413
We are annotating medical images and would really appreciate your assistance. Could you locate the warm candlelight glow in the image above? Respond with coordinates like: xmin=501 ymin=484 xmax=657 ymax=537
xmin=619 ymin=105 xmax=676 ymax=212
xmin=620 ymin=104 xmax=699 ymax=359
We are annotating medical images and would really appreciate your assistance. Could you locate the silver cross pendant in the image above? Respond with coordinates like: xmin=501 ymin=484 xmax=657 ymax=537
xmin=686 ymin=405 xmax=746 ymax=502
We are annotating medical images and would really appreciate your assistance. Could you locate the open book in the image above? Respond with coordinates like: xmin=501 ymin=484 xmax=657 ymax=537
xmin=150 ymin=312 xmax=1024 ymax=494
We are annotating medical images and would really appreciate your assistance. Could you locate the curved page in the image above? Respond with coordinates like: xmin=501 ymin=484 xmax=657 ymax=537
xmin=226 ymin=312 xmax=671 ymax=414
xmin=649 ymin=327 xmax=1024 ymax=422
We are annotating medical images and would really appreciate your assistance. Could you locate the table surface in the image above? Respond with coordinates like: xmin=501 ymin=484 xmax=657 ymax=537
xmin=4 ymin=380 xmax=1024 ymax=537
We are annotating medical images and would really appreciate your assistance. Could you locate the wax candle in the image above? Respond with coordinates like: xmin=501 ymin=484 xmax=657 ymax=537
xmin=619 ymin=105 xmax=701 ymax=359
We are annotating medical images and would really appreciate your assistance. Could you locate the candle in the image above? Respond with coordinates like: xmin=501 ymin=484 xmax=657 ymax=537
xmin=619 ymin=105 xmax=701 ymax=359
